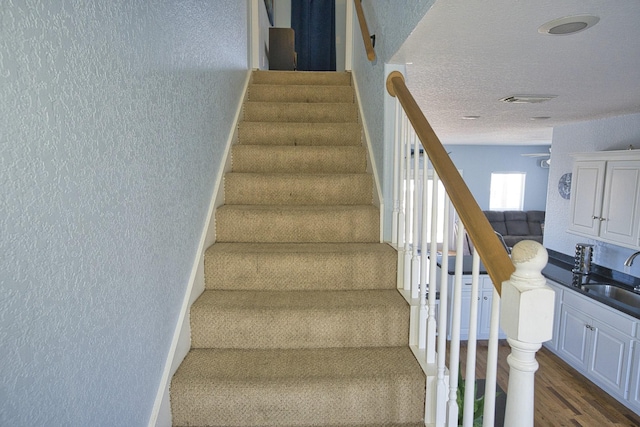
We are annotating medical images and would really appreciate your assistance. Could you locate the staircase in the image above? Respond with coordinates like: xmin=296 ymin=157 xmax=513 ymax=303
xmin=170 ymin=70 xmax=426 ymax=427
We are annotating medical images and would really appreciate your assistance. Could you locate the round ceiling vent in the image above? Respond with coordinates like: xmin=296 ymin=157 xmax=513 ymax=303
xmin=538 ymin=15 xmax=600 ymax=35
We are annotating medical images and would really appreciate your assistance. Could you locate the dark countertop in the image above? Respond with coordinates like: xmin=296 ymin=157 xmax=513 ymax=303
xmin=543 ymin=249 xmax=640 ymax=319
xmin=435 ymin=250 xmax=640 ymax=319
xmin=435 ymin=255 xmax=488 ymax=275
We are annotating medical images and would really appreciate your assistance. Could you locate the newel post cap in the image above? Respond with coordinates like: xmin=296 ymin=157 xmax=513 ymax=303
xmin=500 ymin=241 xmax=555 ymax=343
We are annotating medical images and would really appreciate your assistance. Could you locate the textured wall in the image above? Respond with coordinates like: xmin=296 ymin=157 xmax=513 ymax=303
xmin=544 ymin=113 xmax=640 ymax=278
xmin=350 ymin=0 xmax=435 ymax=240
xmin=0 ymin=1 xmax=247 ymax=425
xmin=446 ymin=145 xmax=550 ymax=211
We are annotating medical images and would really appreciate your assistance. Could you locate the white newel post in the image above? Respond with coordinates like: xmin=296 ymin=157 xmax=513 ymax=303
xmin=500 ymin=241 xmax=554 ymax=427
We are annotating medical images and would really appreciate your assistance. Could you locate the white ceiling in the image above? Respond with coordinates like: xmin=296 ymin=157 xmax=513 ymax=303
xmin=390 ymin=0 xmax=640 ymax=145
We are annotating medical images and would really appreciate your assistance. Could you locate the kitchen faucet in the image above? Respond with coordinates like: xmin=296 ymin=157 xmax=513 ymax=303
xmin=625 ymin=251 xmax=640 ymax=292
xmin=624 ymin=250 xmax=640 ymax=267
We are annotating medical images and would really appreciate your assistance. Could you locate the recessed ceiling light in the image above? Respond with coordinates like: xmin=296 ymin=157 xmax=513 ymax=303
xmin=462 ymin=115 xmax=480 ymax=120
xmin=538 ymin=15 xmax=600 ymax=35
xmin=500 ymin=95 xmax=557 ymax=104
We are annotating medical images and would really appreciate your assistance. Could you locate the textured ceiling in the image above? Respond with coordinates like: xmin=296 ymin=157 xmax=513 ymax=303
xmin=391 ymin=0 xmax=640 ymax=145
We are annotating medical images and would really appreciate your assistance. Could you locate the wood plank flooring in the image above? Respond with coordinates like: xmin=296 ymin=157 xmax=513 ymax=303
xmin=459 ymin=340 xmax=640 ymax=426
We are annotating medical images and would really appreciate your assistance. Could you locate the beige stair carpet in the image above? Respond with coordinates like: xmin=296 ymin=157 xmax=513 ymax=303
xmin=171 ymin=70 xmax=425 ymax=427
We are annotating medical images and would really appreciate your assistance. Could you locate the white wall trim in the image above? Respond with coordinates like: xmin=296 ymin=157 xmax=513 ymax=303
xmin=148 ymin=69 xmax=252 ymax=427
xmin=351 ymin=72 xmax=384 ymax=242
xmin=345 ymin=0 xmax=354 ymax=71
xmin=250 ymin=0 xmax=260 ymax=69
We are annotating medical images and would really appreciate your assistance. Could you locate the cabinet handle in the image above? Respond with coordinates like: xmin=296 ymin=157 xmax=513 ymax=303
xmin=592 ymin=216 xmax=606 ymax=221
xmin=483 ymin=296 xmax=488 ymax=300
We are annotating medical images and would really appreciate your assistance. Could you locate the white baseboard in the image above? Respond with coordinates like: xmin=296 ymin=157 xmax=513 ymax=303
xmin=351 ymin=72 xmax=385 ymax=242
xmin=147 ymin=69 xmax=253 ymax=427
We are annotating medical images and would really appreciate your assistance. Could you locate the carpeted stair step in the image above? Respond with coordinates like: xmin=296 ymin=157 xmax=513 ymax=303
xmin=171 ymin=70 xmax=423 ymax=427
xmin=190 ymin=289 xmax=409 ymax=349
xmin=248 ymin=84 xmax=354 ymax=103
xmin=243 ymin=101 xmax=358 ymax=123
xmin=231 ymin=145 xmax=367 ymax=173
xmin=237 ymin=122 xmax=362 ymax=146
xmin=171 ymin=347 xmax=426 ymax=427
xmin=224 ymin=172 xmax=372 ymax=205
xmin=215 ymin=205 xmax=379 ymax=243
xmin=204 ymin=243 xmax=397 ymax=291
xmin=251 ymin=70 xmax=352 ymax=86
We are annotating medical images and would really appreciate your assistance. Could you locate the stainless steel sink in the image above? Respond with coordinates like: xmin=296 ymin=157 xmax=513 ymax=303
xmin=580 ymin=283 xmax=640 ymax=309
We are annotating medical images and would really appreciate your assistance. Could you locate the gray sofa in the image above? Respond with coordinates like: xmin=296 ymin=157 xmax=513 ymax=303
xmin=483 ymin=210 xmax=545 ymax=249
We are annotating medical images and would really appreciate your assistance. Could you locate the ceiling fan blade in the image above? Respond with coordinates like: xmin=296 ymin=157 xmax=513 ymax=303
xmin=521 ymin=153 xmax=550 ymax=158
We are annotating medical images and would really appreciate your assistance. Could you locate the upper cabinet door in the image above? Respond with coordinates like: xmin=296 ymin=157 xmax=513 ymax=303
xmin=569 ymin=160 xmax=606 ymax=237
xmin=600 ymin=160 xmax=640 ymax=247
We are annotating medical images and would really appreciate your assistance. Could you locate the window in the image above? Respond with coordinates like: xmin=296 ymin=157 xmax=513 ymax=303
xmin=490 ymin=172 xmax=526 ymax=210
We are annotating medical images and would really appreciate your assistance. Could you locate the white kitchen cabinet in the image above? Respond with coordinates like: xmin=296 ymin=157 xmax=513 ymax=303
xmin=440 ymin=271 xmax=505 ymax=340
xmin=629 ymin=341 xmax=640 ymax=413
xmin=568 ymin=151 xmax=640 ymax=249
xmin=543 ymin=280 xmax=563 ymax=351
xmin=557 ymin=303 xmax=591 ymax=369
xmin=600 ymin=161 xmax=640 ymax=246
xmin=589 ymin=319 xmax=632 ymax=397
xmin=568 ymin=160 xmax=606 ymax=237
xmin=457 ymin=277 xmax=474 ymax=339
xmin=478 ymin=276 xmax=498 ymax=338
xmin=557 ymin=291 xmax=634 ymax=400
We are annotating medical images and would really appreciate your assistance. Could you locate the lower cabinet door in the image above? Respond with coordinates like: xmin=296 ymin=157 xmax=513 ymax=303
xmin=478 ymin=289 xmax=493 ymax=339
xmin=589 ymin=323 xmax=630 ymax=398
xmin=628 ymin=341 xmax=640 ymax=412
xmin=458 ymin=291 xmax=472 ymax=339
xmin=558 ymin=305 xmax=590 ymax=371
xmin=589 ymin=322 xmax=631 ymax=397
xmin=447 ymin=277 xmax=473 ymax=340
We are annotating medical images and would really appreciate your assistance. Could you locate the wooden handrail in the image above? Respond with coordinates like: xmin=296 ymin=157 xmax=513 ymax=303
xmin=386 ymin=71 xmax=514 ymax=294
xmin=354 ymin=0 xmax=376 ymax=61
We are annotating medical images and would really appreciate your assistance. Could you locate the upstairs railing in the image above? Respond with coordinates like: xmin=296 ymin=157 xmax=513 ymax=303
xmin=386 ymin=71 xmax=555 ymax=427
xmin=353 ymin=0 xmax=376 ymax=61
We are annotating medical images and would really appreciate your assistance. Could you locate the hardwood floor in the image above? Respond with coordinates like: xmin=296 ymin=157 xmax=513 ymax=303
xmin=459 ymin=340 xmax=640 ymax=426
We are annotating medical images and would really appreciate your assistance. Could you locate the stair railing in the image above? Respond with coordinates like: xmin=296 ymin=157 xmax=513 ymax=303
xmin=353 ymin=0 xmax=376 ymax=61
xmin=387 ymin=71 xmax=555 ymax=427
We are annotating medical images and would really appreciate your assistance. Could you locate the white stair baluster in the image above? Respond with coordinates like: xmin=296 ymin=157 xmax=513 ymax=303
xmin=462 ymin=251 xmax=480 ymax=427
xmin=426 ymin=171 xmax=440 ymax=364
xmin=446 ymin=225 xmax=466 ymax=427
xmin=391 ymin=99 xmax=400 ymax=246
xmin=403 ymin=121 xmax=412 ymax=291
xmin=397 ymin=112 xmax=407 ymax=289
xmin=482 ymin=285 xmax=501 ymax=427
xmin=435 ymin=193 xmax=451 ymax=427
xmin=411 ymin=132 xmax=421 ymax=300
xmin=418 ymin=158 xmax=428 ymax=350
